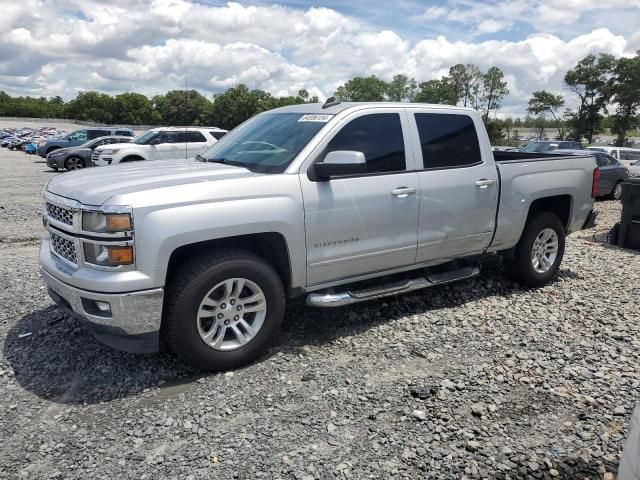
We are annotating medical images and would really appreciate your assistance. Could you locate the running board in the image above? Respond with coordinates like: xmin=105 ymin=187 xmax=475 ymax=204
xmin=306 ymin=263 xmax=480 ymax=308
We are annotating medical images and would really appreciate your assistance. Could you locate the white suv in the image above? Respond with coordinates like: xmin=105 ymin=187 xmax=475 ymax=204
xmin=92 ymin=127 xmax=227 ymax=166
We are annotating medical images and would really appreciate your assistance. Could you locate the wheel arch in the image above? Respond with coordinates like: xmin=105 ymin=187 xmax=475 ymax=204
xmin=527 ymin=194 xmax=572 ymax=231
xmin=165 ymin=232 xmax=294 ymax=298
xmin=120 ymin=155 xmax=145 ymax=163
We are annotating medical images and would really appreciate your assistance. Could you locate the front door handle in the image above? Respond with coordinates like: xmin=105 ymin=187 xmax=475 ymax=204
xmin=391 ymin=187 xmax=417 ymax=198
xmin=475 ymin=179 xmax=496 ymax=189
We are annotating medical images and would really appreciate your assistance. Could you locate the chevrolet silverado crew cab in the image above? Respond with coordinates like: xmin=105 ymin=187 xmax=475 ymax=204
xmin=40 ymin=102 xmax=599 ymax=371
xmin=92 ymin=127 xmax=227 ymax=166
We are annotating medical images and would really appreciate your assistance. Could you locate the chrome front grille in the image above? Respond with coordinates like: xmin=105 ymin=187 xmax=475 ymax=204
xmin=50 ymin=231 xmax=77 ymax=264
xmin=46 ymin=202 xmax=73 ymax=226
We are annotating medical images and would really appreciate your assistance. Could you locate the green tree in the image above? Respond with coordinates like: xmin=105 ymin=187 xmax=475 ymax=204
xmin=152 ymin=90 xmax=212 ymax=125
xmin=564 ymin=53 xmax=616 ymax=143
xmin=112 ymin=92 xmax=158 ymax=125
xmin=527 ymin=90 xmax=565 ymax=140
xmin=334 ymin=75 xmax=388 ymax=102
xmin=386 ymin=74 xmax=417 ymax=102
xmin=481 ymin=67 xmax=509 ymax=123
xmin=413 ymin=78 xmax=458 ymax=104
xmin=64 ymin=91 xmax=115 ymax=123
xmin=611 ymin=52 xmax=640 ymax=146
xmin=449 ymin=64 xmax=482 ymax=107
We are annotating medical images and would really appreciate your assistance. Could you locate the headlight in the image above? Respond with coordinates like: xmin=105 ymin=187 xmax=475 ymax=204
xmin=100 ymin=149 xmax=120 ymax=155
xmin=83 ymin=243 xmax=134 ymax=267
xmin=82 ymin=212 xmax=133 ymax=233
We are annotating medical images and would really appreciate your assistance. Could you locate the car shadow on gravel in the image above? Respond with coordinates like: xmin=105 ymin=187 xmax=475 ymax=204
xmin=3 ymin=305 xmax=197 ymax=405
xmin=4 ymin=258 xmax=577 ymax=405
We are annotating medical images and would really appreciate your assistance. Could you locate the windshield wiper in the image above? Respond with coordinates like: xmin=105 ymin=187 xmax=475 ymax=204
xmin=207 ymin=157 xmax=251 ymax=170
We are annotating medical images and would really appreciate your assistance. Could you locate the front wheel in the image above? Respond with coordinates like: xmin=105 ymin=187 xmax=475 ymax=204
xmin=164 ymin=249 xmax=285 ymax=371
xmin=64 ymin=156 xmax=84 ymax=170
xmin=504 ymin=212 xmax=565 ymax=287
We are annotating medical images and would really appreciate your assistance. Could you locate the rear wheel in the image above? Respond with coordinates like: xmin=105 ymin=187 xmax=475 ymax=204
xmin=64 ymin=156 xmax=84 ymax=170
xmin=612 ymin=182 xmax=623 ymax=201
xmin=504 ymin=212 xmax=565 ymax=287
xmin=164 ymin=249 xmax=285 ymax=371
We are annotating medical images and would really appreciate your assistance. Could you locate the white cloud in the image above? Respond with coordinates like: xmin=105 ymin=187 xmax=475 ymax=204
xmin=416 ymin=5 xmax=448 ymax=21
xmin=0 ymin=0 xmax=636 ymax=115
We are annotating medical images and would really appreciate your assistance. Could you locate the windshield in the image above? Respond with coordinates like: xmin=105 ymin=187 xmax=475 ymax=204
xmin=522 ymin=142 xmax=558 ymax=153
xmin=634 ymin=160 xmax=640 ymax=166
xmin=133 ymin=130 xmax=157 ymax=145
xmin=199 ymin=112 xmax=331 ymax=173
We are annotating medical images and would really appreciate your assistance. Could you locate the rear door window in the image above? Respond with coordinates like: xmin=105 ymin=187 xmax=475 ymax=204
xmin=210 ymin=131 xmax=227 ymax=140
xmin=116 ymin=130 xmax=133 ymax=136
xmin=414 ymin=113 xmax=482 ymax=169
xmin=620 ymin=151 xmax=640 ymax=161
xmin=185 ymin=131 xmax=207 ymax=143
xmin=88 ymin=130 xmax=108 ymax=140
xmin=326 ymin=113 xmax=406 ymax=174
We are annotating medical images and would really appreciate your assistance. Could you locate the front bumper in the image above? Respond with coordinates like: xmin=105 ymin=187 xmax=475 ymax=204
xmin=46 ymin=155 xmax=64 ymax=169
xmin=40 ymin=266 xmax=164 ymax=354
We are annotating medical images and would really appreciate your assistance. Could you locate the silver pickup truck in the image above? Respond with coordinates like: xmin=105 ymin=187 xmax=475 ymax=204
xmin=40 ymin=102 xmax=599 ymax=370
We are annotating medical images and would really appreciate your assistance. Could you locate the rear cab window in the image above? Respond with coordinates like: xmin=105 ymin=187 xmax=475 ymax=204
xmin=413 ymin=113 xmax=482 ymax=169
xmin=325 ymin=113 xmax=406 ymax=174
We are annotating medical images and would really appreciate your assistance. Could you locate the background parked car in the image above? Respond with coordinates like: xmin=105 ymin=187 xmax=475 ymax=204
xmin=92 ymin=127 xmax=227 ymax=166
xmin=37 ymin=127 xmax=134 ymax=157
xmin=586 ymin=146 xmax=640 ymax=167
xmin=555 ymin=149 xmax=628 ymax=200
xmin=522 ymin=140 xmax=582 ymax=152
xmin=46 ymin=136 xmax=134 ymax=171
xmin=628 ymin=159 xmax=640 ymax=180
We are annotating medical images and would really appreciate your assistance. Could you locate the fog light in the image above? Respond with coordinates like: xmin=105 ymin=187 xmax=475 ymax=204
xmin=95 ymin=301 xmax=111 ymax=313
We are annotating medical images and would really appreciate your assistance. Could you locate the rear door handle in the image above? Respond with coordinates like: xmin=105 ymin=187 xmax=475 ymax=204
xmin=475 ymin=179 xmax=496 ymax=189
xmin=391 ymin=187 xmax=417 ymax=198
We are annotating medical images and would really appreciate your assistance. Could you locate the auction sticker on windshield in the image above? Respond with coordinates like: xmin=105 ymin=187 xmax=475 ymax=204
xmin=298 ymin=114 xmax=334 ymax=122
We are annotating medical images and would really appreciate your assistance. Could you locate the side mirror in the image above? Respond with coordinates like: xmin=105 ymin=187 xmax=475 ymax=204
xmin=314 ymin=151 xmax=366 ymax=179
xmin=149 ymin=139 xmax=160 ymax=145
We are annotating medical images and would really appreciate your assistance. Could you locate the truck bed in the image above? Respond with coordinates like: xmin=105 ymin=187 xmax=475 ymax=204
xmin=488 ymin=150 xmax=597 ymax=253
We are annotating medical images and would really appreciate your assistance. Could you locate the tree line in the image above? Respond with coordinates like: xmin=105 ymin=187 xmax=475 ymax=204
xmin=0 ymin=51 xmax=637 ymax=145
xmin=0 ymin=86 xmax=319 ymax=131
xmin=527 ymin=52 xmax=640 ymax=146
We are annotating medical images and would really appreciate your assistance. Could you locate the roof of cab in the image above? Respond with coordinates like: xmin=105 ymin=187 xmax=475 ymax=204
xmin=270 ymin=101 xmax=478 ymax=115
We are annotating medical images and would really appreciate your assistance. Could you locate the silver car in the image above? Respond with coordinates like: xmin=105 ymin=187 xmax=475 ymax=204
xmin=46 ymin=136 xmax=133 ymax=171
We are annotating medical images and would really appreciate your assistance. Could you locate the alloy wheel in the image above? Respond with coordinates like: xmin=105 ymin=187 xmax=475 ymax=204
xmin=531 ymin=228 xmax=559 ymax=274
xmin=196 ymin=278 xmax=267 ymax=351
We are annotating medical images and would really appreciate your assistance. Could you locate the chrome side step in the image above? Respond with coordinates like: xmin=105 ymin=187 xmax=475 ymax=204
xmin=306 ymin=263 xmax=480 ymax=308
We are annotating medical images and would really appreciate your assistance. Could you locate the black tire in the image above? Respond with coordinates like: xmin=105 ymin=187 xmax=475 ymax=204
xmin=611 ymin=182 xmax=623 ymax=201
xmin=64 ymin=155 xmax=85 ymax=170
xmin=163 ymin=249 xmax=285 ymax=371
xmin=504 ymin=211 xmax=566 ymax=288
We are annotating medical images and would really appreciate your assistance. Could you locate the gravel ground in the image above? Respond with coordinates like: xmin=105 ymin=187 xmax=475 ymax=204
xmin=0 ymin=148 xmax=638 ymax=479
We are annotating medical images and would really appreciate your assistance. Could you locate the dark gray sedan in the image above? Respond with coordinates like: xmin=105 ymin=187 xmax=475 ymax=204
xmin=46 ymin=136 xmax=133 ymax=171
xmin=555 ymin=149 xmax=629 ymax=200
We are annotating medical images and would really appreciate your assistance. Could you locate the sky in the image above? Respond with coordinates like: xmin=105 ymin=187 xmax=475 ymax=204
xmin=0 ymin=0 xmax=639 ymax=117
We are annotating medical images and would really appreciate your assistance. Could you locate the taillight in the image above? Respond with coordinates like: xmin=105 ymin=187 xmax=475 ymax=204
xmin=592 ymin=167 xmax=600 ymax=198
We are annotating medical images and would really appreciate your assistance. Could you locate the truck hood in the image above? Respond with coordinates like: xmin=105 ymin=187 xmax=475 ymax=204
xmin=46 ymin=160 xmax=258 ymax=205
